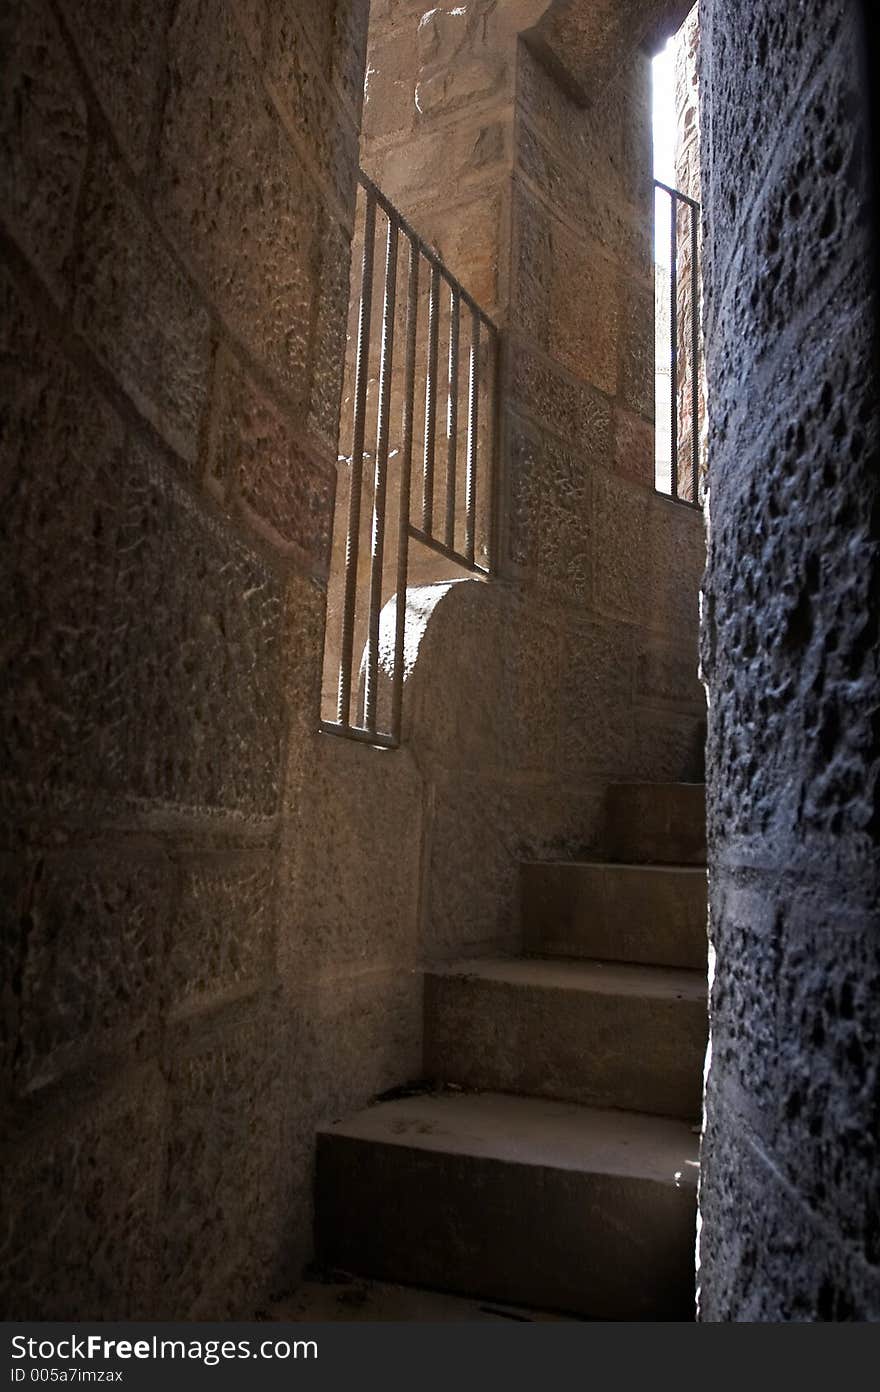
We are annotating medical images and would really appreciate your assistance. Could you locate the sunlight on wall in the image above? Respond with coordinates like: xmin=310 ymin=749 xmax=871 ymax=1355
xmin=653 ymin=37 xmax=676 ymax=491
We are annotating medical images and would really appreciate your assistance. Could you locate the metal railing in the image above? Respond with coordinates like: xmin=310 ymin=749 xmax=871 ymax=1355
xmin=320 ymin=171 xmax=500 ymax=749
xmin=654 ymin=178 xmax=702 ymax=509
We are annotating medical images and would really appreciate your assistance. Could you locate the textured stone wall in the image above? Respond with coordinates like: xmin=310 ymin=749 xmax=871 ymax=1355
xmin=672 ymin=3 xmax=706 ymax=497
xmin=340 ymin=1 xmax=707 ymax=962
xmin=0 ymin=0 xmax=373 ymax=1318
xmin=1 ymin=0 xmax=707 ymax=1321
xmin=698 ymin=0 xmax=879 ymax=1320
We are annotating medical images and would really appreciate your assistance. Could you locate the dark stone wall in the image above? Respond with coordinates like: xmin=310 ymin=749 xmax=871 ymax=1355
xmin=698 ymin=0 xmax=879 ymax=1319
xmin=0 ymin=0 xmax=372 ymax=1318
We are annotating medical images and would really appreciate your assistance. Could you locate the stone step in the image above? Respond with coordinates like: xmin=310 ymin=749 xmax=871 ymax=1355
xmin=522 ymin=860 xmax=707 ymax=971
xmin=604 ymin=782 xmax=706 ymax=865
xmin=316 ymin=1090 xmax=699 ymax=1320
xmin=424 ymin=957 xmax=706 ymax=1121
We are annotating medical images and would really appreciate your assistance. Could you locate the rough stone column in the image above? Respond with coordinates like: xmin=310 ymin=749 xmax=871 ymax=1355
xmin=698 ymin=0 xmax=879 ymax=1320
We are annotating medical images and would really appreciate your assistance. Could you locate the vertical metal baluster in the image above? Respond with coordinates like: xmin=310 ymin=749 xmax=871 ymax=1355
xmin=391 ymin=239 xmax=420 ymax=744
xmin=445 ymin=287 xmax=460 ymax=551
xmin=364 ymin=215 xmax=399 ymax=733
xmin=422 ymin=263 xmax=440 ymax=535
xmin=487 ymin=325 xmax=501 ymax=577
xmin=464 ymin=309 xmax=480 ymax=566
xmin=669 ymin=190 xmax=679 ymax=501
xmin=337 ymin=187 xmax=376 ymax=725
xmin=690 ymin=200 xmax=700 ymax=507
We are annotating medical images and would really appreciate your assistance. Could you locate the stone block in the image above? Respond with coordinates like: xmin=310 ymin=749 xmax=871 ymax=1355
xmin=279 ymin=962 xmax=422 ymax=1281
xmin=558 ymin=618 xmax=636 ymax=779
xmin=708 ymin=874 xmax=880 ymax=1267
xmin=408 ymin=581 xmax=562 ymax=775
xmin=423 ymin=767 xmax=602 ymax=960
xmin=59 ymin=0 xmax=174 ymax=173
xmin=367 ymin=114 xmax=511 ymax=211
xmin=699 ymin=1096 xmax=880 ymax=1321
xmin=516 ymin=113 xmax=647 ymax=271
xmin=361 ymin=25 xmax=418 ymax=142
xmin=166 ymin=851 xmax=276 ymax=1014
xmin=414 ymin=3 xmax=508 ymax=121
xmin=510 ymin=339 xmax=613 ymax=458
xmin=289 ymin=967 xmax=422 ymax=1120
xmin=0 ymin=0 xmax=87 ymax=302
xmin=513 ymin=190 xmax=619 ymax=395
xmin=412 ymin=187 xmax=505 ymax=313
xmin=1 ymin=271 xmax=124 ymax=820
xmin=264 ymin=1 xmax=358 ymax=220
xmin=282 ymin=571 xmax=327 ymax=745
xmin=317 ymin=1089 xmax=699 ymax=1319
xmin=72 ymin=140 xmax=211 ymax=464
xmin=308 ymin=213 xmax=352 ymax=449
xmin=506 ymin=414 xmax=593 ymax=608
xmin=157 ymin=0 xmax=322 ymax=410
xmin=552 ymin=231 xmax=620 ymax=397
xmin=332 ymin=0 xmax=372 ymax=121
xmin=592 ymin=470 xmax=705 ymax=636
xmin=633 ymin=710 xmax=705 ymax=784
xmin=11 ymin=847 xmax=168 ymax=1096
xmin=636 ymin=636 xmax=703 ymax=708
xmin=279 ymin=733 xmax=423 ymax=981
xmin=613 ymin=406 xmax=654 ymax=487
xmin=96 ymin=444 xmax=286 ymax=818
xmin=425 ymin=956 xmax=707 ymax=1119
xmin=159 ymin=996 xmax=284 ymax=1318
xmin=0 ymin=278 xmax=285 ymax=825
xmin=524 ymin=861 xmax=708 ymax=971
xmin=618 ymin=276 xmax=655 ymax=421
xmin=0 ymin=1076 xmax=163 ymax=1319
xmin=209 ymin=346 xmax=335 ymax=571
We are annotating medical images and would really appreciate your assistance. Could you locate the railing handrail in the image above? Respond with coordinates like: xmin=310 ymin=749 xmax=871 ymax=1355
xmin=321 ymin=170 xmax=501 ymax=749
xmin=357 ymin=169 xmax=499 ymax=334
xmin=653 ymin=177 xmax=702 ymax=511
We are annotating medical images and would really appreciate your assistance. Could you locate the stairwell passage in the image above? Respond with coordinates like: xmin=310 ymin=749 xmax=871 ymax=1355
xmin=313 ymin=782 xmax=709 ymax=1320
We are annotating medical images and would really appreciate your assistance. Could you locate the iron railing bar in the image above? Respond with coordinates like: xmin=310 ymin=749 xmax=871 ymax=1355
xmin=690 ymin=199 xmax=700 ymax=506
xmin=336 ymin=188 xmax=377 ymax=725
xmin=422 ymin=262 xmax=440 ymax=535
xmin=669 ymin=189 xmax=679 ymax=502
xmin=319 ymin=719 xmax=399 ymax=750
xmin=653 ymin=177 xmax=700 ymax=210
xmin=407 ymin=523 xmax=489 ymax=576
xmin=364 ymin=215 xmax=399 ymax=733
xmin=445 ymin=287 xmax=460 ymax=551
xmin=357 ymin=169 xmax=498 ymax=333
xmin=464 ymin=308 xmax=480 ymax=566
xmin=391 ymin=235 xmax=420 ymax=744
xmin=487 ymin=328 xmax=503 ymax=577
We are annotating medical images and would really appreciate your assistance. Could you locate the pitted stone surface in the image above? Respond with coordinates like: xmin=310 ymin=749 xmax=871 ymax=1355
xmin=210 ymin=347 xmax=335 ymax=571
xmin=157 ymin=0 xmax=321 ymax=410
xmin=73 ymin=140 xmax=211 ymax=464
xmin=160 ymin=998 xmax=284 ymax=1318
xmin=11 ymin=848 xmax=168 ymax=1096
xmin=0 ymin=1079 xmax=164 ymax=1320
xmin=0 ymin=0 xmax=88 ymax=302
xmin=59 ymin=0 xmax=173 ymax=173
xmin=699 ymin=0 xmax=878 ymax=1322
xmin=167 ymin=852 xmax=277 ymax=1013
xmin=1 ymin=272 xmax=284 ymax=823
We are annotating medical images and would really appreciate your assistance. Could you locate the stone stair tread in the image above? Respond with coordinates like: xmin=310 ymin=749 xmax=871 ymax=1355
xmin=525 ymin=859 xmax=707 ymax=874
xmin=428 ymin=955 xmax=706 ymax=1003
xmin=319 ymin=1089 xmax=699 ymax=1188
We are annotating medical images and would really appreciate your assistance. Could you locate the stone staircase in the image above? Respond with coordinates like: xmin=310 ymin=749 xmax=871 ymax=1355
xmin=315 ymin=782 xmax=708 ymax=1320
